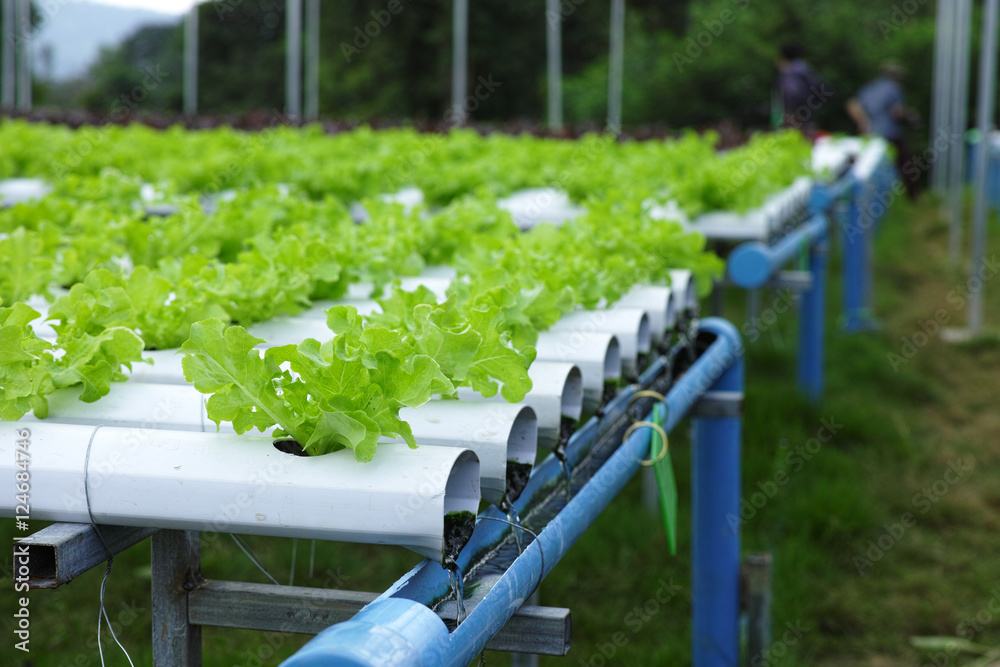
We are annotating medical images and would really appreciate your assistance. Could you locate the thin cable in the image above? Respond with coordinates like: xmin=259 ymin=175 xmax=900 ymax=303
xmin=230 ymin=534 xmax=281 ymax=586
xmin=84 ymin=425 xmax=135 ymax=667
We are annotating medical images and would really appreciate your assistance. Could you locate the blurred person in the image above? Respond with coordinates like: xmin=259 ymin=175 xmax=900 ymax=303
xmin=847 ymin=61 xmax=920 ymax=199
xmin=775 ymin=43 xmax=826 ymax=135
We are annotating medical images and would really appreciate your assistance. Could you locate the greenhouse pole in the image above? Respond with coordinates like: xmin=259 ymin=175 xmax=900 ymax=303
xmin=545 ymin=0 xmax=563 ymax=130
xmin=607 ymin=0 xmax=624 ymax=134
xmin=947 ymin=0 xmax=972 ymax=263
xmin=2 ymin=0 xmax=14 ymax=108
xmin=304 ymin=0 xmax=319 ymax=122
xmin=930 ymin=0 xmax=955 ymax=193
xmin=183 ymin=4 xmax=198 ymax=115
xmin=286 ymin=0 xmax=302 ymax=121
xmin=14 ymin=0 xmax=28 ymax=111
xmin=451 ymin=0 xmax=468 ymax=125
xmin=968 ymin=0 xmax=998 ymax=334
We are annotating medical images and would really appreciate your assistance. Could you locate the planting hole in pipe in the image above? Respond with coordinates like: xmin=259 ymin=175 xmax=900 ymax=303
xmin=561 ymin=366 xmax=584 ymax=422
xmin=272 ymin=439 xmax=309 ymax=457
xmin=501 ymin=406 xmax=538 ymax=506
xmin=442 ymin=450 xmax=482 ymax=563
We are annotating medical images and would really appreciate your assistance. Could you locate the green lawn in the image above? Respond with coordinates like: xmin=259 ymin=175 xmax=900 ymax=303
xmin=4 ymin=194 xmax=1000 ymax=666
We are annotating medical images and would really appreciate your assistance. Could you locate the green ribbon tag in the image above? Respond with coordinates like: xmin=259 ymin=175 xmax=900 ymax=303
xmin=651 ymin=402 xmax=678 ymax=555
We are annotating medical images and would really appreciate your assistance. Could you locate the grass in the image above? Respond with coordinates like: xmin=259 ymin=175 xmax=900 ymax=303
xmin=3 ymin=194 xmax=1000 ymax=666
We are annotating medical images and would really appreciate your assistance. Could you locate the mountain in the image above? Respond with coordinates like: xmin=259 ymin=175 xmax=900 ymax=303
xmin=33 ymin=1 xmax=180 ymax=81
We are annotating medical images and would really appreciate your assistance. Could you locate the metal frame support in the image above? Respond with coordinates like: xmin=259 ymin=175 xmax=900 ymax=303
xmin=607 ymin=0 xmax=624 ymax=134
xmin=304 ymin=0 xmax=320 ymax=122
xmin=183 ymin=5 xmax=198 ymax=115
xmin=967 ymin=0 xmax=998 ymax=335
xmin=152 ymin=530 xmax=202 ymax=667
xmin=451 ymin=0 xmax=468 ymax=125
xmin=948 ymin=0 xmax=972 ymax=263
xmin=13 ymin=0 xmax=28 ymax=111
xmin=744 ymin=553 xmax=773 ymax=666
xmin=285 ymin=0 xmax=302 ymax=121
xmin=545 ymin=0 xmax=563 ymax=130
xmin=691 ymin=327 xmax=743 ymax=667
xmin=1 ymin=0 xmax=15 ymax=108
xmin=797 ymin=218 xmax=827 ymax=402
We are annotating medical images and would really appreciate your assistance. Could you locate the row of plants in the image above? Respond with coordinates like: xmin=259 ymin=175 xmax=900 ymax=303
xmin=0 ymin=123 xmax=809 ymax=461
xmin=0 ymin=121 xmax=812 ymax=214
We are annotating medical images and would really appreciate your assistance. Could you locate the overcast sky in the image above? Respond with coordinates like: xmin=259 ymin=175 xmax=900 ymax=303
xmin=78 ymin=0 xmax=197 ymax=14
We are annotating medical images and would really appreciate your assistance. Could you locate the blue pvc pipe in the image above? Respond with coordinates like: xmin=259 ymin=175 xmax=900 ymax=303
xmin=282 ymin=319 xmax=745 ymax=667
xmin=727 ymin=215 xmax=828 ymax=289
xmin=797 ymin=217 xmax=828 ymax=401
xmin=842 ymin=180 xmax=867 ymax=332
xmin=692 ymin=323 xmax=744 ymax=667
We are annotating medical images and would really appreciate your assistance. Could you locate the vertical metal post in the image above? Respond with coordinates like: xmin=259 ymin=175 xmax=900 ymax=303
xmin=545 ymin=0 xmax=563 ymax=130
xmin=948 ymin=0 xmax=972 ymax=262
xmin=745 ymin=554 xmax=773 ymax=666
xmin=1 ymin=0 xmax=14 ymax=108
xmin=509 ymin=590 xmax=541 ymax=667
xmin=151 ymin=530 xmax=202 ymax=666
xmin=183 ymin=5 xmax=198 ymax=115
xmin=692 ymin=345 xmax=743 ymax=667
xmin=607 ymin=0 xmax=624 ymax=134
xmin=968 ymin=0 xmax=999 ymax=334
xmin=842 ymin=180 xmax=875 ymax=333
xmin=14 ymin=0 xmax=28 ymax=111
xmin=304 ymin=0 xmax=319 ymax=122
xmin=930 ymin=0 xmax=955 ymax=192
xmin=451 ymin=0 xmax=468 ymax=125
xmin=286 ymin=0 xmax=302 ymax=121
xmin=797 ymin=221 xmax=827 ymax=401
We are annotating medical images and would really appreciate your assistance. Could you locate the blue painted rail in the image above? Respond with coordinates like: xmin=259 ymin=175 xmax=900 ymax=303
xmin=282 ymin=318 xmax=745 ymax=667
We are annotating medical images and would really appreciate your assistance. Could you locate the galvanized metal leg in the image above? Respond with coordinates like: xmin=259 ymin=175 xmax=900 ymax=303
xmin=744 ymin=553 xmax=773 ymax=666
xmin=797 ymin=224 xmax=827 ymax=402
xmin=692 ymin=354 xmax=743 ymax=667
xmin=152 ymin=530 xmax=202 ymax=667
xmin=509 ymin=590 xmax=541 ymax=667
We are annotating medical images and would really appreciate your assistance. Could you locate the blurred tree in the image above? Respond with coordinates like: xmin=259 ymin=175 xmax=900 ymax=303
xmin=59 ymin=0 xmax=953 ymax=143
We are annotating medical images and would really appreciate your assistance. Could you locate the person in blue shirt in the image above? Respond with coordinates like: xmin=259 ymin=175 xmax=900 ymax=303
xmin=848 ymin=61 xmax=920 ymax=199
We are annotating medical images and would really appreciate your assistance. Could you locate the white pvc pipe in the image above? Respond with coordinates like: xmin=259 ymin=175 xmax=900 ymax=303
xmin=128 ymin=349 xmax=186 ymax=385
xmin=612 ymin=285 xmax=677 ymax=344
xmin=18 ymin=382 xmax=224 ymax=433
xmin=396 ymin=402 xmax=537 ymax=505
xmin=0 ymin=423 xmax=481 ymax=562
xmin=248 ymin=317 xmax=335 ymax=347
xmin=455 ymin=361 xmax=583 ymax=449
xmin=534 ymin=331 xmax=620 ymax=412
xmin=548 ymin=308 xmax=650 ymax=378
xmin=668 ymin=270 xmax=698 ymax=313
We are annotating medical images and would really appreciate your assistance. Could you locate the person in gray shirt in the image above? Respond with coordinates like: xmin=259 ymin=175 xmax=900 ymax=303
xmin=847 ymin=61 xmax=920 ymax=199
